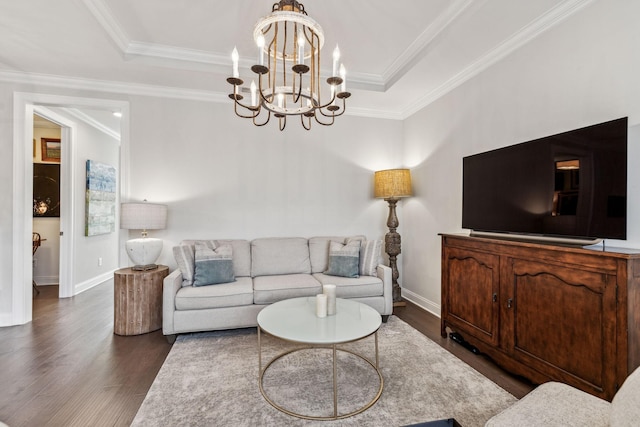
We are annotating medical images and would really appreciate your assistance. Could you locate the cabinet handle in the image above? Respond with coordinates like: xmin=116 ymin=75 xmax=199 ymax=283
xmin=492 ymin=293 xmax=498 ymax=303
xmin=507 ymin=298 xmax=513 ymax=309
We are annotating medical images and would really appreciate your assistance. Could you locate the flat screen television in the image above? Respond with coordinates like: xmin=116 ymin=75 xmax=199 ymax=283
xmin=462 ymin=117 xmax=627 ymax=243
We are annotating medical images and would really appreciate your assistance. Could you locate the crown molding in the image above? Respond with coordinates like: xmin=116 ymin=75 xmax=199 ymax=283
xmin=399 ymin=0 xmax=597 ymax=120
xmin=0 ymin=69 xmax=228 ymax=104
xmin=61 ymin=107 xmax=121 ymax=140
xmin=382 ymin=0 xmax=474 ymax=90
xmin=81 ymin=0 xmax=129 ymax=52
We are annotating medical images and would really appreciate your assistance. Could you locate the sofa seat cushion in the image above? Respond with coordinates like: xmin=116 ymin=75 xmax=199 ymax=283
xmin=175 ymin=277 xmax=253 ymax=310
xmin=253 ymin=274 xmax=322 ymax=304
xmin=313 ymin=273 xmax=383 ymax=299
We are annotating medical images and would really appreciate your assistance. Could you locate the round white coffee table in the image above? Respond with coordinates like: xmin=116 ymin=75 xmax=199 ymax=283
xmin=257 ymin=297 xmax=383 ymax=420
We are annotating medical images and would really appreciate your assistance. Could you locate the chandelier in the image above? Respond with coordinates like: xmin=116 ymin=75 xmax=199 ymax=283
xmin=227 ymin=0 xmax=350 ymax=131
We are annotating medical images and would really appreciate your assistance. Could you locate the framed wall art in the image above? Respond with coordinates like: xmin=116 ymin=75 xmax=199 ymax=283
xmin=85 ymin=160 xmax=117 ymax=236
xmin=41 ymin=138 xmax=61 ymax=162
xmin=33 ymin=163 xmax=61 ymax=217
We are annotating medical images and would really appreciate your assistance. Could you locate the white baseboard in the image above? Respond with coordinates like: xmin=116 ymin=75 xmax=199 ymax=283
xmin=33 ymin=275 xmax=59 ymax=286
xmin=74 ymin=271 xmax=114 ymax=295
xmin=401 ymin=288 xmax=441 ymax=318
xmin=0 ymin=313 xmax=14 ymax=327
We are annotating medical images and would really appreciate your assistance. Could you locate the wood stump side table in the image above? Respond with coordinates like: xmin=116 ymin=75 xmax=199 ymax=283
xmin=114 ymin=265 xmax=169 ymax=336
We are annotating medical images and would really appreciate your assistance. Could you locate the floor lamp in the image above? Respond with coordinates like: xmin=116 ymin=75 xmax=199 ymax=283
xmin=374 ymin=169 xmax=412 ymax=304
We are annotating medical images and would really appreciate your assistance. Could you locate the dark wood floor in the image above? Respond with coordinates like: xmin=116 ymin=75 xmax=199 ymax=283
xmin=0 ymin=284 xmax=533 ymax=426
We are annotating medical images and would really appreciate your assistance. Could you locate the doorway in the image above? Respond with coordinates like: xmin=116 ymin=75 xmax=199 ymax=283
xmin=12 ymin=93 xmax=130 ymax=325
xmin=32 ymin=114 xmax=63 ymax=297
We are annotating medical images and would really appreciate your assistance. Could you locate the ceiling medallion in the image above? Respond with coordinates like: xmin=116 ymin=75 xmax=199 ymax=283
xmin=227 ymin=0 xmax=351 ymax=131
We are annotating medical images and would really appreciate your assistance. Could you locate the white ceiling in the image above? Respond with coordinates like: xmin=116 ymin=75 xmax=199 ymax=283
xmin=1 ymin=0 xmax=595 ymax=121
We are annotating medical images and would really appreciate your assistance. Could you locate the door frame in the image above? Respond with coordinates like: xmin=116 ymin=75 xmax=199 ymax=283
xmin=12 ymin=92 xmax=130 ymax=325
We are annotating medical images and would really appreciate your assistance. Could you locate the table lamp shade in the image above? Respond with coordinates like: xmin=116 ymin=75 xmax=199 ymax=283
xmin=374 ymin=169 xmax=413 ymax=199
xmin=120 ymin=203 xmax=167 ymax=231
xmin=120 ymin=202 xmax=167 ymax=271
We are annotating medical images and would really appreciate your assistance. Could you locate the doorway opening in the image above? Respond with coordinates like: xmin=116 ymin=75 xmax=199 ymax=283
xmin=12 ymin=93 xmax=130 ymax=325
xmin=32 ymin=114 xmax=62 ymax=297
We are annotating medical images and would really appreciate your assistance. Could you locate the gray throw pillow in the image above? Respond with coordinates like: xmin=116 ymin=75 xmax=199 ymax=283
xmin=325 ymin=240 xmax=360 ymax=278
xmin=193 ymin=243 xmax=235 ymax=286
xmin=359 ymin=239 xmax=382 ymax=277
xmin=173 ymin=245 xmax=196 ymax=286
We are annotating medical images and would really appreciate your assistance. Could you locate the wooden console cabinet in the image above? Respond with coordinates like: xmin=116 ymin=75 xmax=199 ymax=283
xmin=441 ymin=234 xmax=640 ymax=400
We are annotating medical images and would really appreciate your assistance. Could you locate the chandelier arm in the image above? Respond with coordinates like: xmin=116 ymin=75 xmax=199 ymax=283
xmin=321 ymin=97 xmax=347 ymax=118
xmin=317 ymin=107 xmax=342 ymax=118
xmin=252 ymin=109 xmax=272 ymax=127
xmin=232 ymin=96 xmax=260 ymax=119
xmin=256 ymin=73 xmax=273 ymax=105
xmin=313 ymin=112 xmax=336 ymax=126
xmin=292 ymin=72 xmax=304 ymax=104
xmin=279 ymin=116 xmax=287 ymax=131
xmin=315 ymin=89 xmax=338 ymax=110
xmin=300 ymin=114 xmax=311 ymax=131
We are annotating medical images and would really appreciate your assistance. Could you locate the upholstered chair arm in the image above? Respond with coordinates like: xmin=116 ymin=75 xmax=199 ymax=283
xmin=377 ymin=264 xmax=393 ymax=315
xmin=162 ymin=269 xmax=183 ymax=337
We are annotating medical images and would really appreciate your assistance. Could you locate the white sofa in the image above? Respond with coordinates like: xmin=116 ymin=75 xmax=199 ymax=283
xmin=163 ymin=236 xmax=393 ymax=342
xmin=485 ymin=366 xmax=640 ymax=426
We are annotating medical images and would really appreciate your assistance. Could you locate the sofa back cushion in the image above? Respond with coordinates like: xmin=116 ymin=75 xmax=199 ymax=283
xmin=251 ymin=237 xmax=311 ymax=277
xmin=610 ymin=366 xmax=640 ymax=425
xmin=181 ymin=239 xmax=251 ymax=277
xmin=309 ymin=236 xmax=349 ymax=273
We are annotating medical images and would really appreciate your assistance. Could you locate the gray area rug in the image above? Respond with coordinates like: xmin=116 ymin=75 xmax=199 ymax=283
xmin=132 ymin=317 xmax=516 ymax=426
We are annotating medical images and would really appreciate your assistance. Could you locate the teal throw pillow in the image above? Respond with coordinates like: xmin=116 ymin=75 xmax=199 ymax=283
xmin=193 ymin=243 xmax=235 ymax=286
xmin=325 ymin=240 xmax=361 ymax=278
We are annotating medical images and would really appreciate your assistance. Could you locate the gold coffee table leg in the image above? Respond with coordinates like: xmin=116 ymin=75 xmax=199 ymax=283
xmin=258 ymin=329 xmax=383 ymax=420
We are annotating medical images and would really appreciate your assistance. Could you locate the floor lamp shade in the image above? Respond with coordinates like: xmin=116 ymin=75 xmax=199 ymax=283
xmin=120 ymin=202 xmax=168 ymax=270
xmin=374 ymin=169 xmax=413 ymax=199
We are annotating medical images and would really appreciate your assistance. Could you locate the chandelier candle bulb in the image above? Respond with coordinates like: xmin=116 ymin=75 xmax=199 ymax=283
xmin=231 ymin=47 xmax=239 ymax=78
xmin=316 ymin=294 xmax=328 ymax=318
xmin=332 ymin=45 xmax=340 ymax=76
xmin=257 ymin=35 xmax=265 ymax=66
xmin=250 ymin=81 xmax=257 ymax=106
xmin=298 ymin=35 xmax=305 ymax=64
xmin=323 ymin=284 xmax=337 ymax=315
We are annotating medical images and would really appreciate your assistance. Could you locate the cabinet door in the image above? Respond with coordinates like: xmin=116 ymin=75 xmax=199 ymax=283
xmin=443 ymin=247 xmax=500 ymax=346
xmin=503 ymin=258 xmax=617 ymax=398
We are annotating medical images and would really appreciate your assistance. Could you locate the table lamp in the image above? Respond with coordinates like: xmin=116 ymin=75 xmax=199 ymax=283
xmin=374 ymin=169 xmax=412 ymax=303
xmin=120 ymin=201 xmax=168 ymax=271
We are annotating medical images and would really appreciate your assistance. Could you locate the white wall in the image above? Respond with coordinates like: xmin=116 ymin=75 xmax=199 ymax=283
xmin=66 ymin=110 xmax=120 ymax=288
xmin=126 ymin=96 xmax=403 ymax=270
xmin=401 ymin=0 xmax=640 ymax=315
